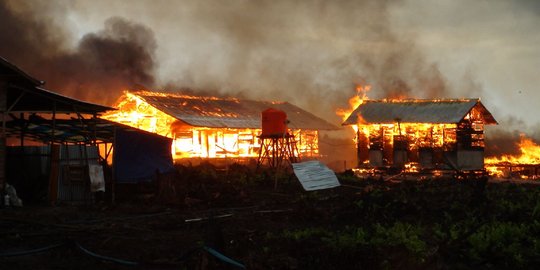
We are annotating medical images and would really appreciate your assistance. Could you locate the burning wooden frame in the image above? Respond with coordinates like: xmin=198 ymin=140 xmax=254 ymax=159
xmin=342 ymin=99 xmax=498 ymax=174
xmin=102 ymin=91 xmax=337 ymax=162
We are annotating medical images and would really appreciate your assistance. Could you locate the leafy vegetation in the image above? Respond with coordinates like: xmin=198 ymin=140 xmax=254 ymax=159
xmin=256 ymin=175 xmax=540 ymax=269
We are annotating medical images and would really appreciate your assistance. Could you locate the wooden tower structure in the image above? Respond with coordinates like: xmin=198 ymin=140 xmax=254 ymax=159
xmin=257 ymin=108 xmax=299 ymax=168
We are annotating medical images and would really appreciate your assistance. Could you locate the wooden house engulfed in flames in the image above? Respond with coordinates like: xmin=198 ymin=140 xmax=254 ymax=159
xmin=102 ymin=91 xmax=337 ymax=162
xmin=342 ymin=99 xmax=498 ymax=172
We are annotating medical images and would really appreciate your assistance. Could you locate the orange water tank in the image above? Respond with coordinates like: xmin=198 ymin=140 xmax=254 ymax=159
xmin=261 ymin=108 xmax=288 ymax=137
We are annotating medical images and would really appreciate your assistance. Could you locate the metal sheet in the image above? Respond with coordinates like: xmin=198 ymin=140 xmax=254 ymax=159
xmin=292 ymin=160 xmax=340 ymax=191
xmin=342 ymin=99 xmax=498 ymax=125
xmin=135 ymin=92 xmax=338 ymax=130
xmin=57 ymin=145 xmax=99 ymax=203
xmin=6 ymin=118 xmax=168 ymax=144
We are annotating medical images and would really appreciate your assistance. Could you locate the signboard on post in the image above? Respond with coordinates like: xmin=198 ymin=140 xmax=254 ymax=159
xmin=292 ymin=160 xmax=340 ymax=191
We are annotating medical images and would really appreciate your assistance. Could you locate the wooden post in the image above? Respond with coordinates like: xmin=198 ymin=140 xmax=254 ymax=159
xmin=48 ymin=144 xmax=60 ymax=205
xmin=111 ymin=126 xmax=116 ymax=204
xmin=356 ymin=127 xmax=361 ymax=167
xmin=0 ymin=81 xmax=7 ymax=193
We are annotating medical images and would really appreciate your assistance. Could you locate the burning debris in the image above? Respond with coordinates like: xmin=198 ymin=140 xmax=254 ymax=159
xmin=485 ymin=136 xmax=540 ymax=179
xmin=101 ymin=90 xmax=337 ymax=161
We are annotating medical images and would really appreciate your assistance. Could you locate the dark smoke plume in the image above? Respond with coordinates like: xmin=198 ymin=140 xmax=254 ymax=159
xmin=485 ymin=130 xmax=522 ymax=157
xmin=0 ymin=1 xmax=156 ymax=105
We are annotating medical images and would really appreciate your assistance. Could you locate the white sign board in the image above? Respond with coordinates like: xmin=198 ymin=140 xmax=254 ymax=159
xmin=292 ymin=160 xmax=340 ymax=191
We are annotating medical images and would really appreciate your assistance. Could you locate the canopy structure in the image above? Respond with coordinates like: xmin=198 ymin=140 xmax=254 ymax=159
xmin=1 ymin=56 xmax=111 ymax=192
xmin=1 ymin=57 xmax=113 ymax=114
xmin=5 ymin=116 xmax=165 ymax=145
xmin=1 ymin=56 xmax=174 ymax=198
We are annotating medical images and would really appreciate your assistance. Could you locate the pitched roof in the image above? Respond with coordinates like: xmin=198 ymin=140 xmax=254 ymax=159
xmin=133 ymin=91 xmax=338 ymax=130
xmin=342 ymin=99 xmax=498 ymax=125
xmin=5 ymin=117 xmax=166 ymax=144
xmin=1 ymin=56 xmax=113 ymax=114
xmin=7 ymin=86 xmax=114 ymax=113
xmin=0 ymin=56 xmax=43 ymax=86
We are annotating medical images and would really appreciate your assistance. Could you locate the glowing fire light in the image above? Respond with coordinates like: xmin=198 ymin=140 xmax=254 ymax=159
xmin=485 ymin=136 xmax=540 ymax=165
xmin=485 ymin=135 xmax=540 ymax=179
xmin=336 ymin=85 xmax=371 ymax=134
xmin=101 ymin=90 xmax=320 ymax=160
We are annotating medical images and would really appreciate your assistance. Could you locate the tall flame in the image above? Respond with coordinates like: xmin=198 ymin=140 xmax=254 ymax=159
xmin=485 ymin=135 xmax=540 ymax=179
xmin=336 ymin=85 xmax=371 ymax=133
xmin=485 ymin=135 xmax=540 ymax=165
xmin=101 ymin=90 xmax=321 ymax=160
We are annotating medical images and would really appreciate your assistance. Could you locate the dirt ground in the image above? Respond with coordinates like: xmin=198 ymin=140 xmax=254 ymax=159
xmin=2 ymin=164 xmax=540 ymax=269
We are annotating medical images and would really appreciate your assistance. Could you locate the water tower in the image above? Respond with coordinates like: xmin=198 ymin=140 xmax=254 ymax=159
xmin=257 ymin=108 xmax=299 ymax=168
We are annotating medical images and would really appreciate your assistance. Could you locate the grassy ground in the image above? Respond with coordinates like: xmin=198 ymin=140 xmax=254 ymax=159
xmin=2 ymin=164 xmax=540 ymax=269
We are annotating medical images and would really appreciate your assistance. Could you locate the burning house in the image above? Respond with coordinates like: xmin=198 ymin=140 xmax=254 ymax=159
xmin=342 ymin=99 xmax=498 ymax=172
xmin=102 ymin=91 xmax=337 ymax=162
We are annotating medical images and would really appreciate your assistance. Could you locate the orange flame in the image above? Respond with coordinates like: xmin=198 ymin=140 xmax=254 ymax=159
xmin=101 ymin=90 xmax=321 ymax=160
xmin=336 ymin=85 xmax=371 ymax=132
xmin=485 ymin=135 xmax=540 ymax=179
xmin=485 ymin=135 xmax=540 ymax=165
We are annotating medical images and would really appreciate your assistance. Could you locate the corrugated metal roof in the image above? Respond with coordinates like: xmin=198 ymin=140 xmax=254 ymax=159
xmin=0 ymin=56 xmax=44 ymax=86
xmin=342 ymin=99 xmax=498 ymax=125
xmin=8 ymin=86 xmax=114 ymax=113
xmin=6 ymin=117 xmax=167 ymax=144
xmin=133 ymin=91 xmax=338 ymax=130
xmin=1 ymin=56 xmax=113 ymax=113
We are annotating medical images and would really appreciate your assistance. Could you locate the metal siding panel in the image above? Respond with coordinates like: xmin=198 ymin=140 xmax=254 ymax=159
xmin=57 ymin=145 xmax=98 ymax=203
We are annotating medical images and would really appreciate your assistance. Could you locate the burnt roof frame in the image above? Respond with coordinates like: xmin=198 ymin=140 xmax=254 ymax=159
xmin=342 ymin=99 xmax=498 ymax=126
xmin=131 ymin=91 xmax=339 ymax=130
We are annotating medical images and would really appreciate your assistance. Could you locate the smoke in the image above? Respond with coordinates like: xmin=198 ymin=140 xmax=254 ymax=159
xmin=0 ymin=0 xmax=461 ymax=116
xmin=0 ymin=1 xmax=157 ymax=105
xmin=154 ymin=0 xmax=453 ymax=120
xmin=2 ymin=0 xmax=538 ymax=159
xmin=485 ymin=116 xmax=540 ymax=157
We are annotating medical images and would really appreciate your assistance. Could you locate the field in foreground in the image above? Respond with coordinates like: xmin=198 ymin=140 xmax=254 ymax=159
xmin=2 ymin=164 xmax=540 ymax=269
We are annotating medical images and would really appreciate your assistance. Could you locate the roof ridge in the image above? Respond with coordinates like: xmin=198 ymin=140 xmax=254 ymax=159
xmin=364 ymin=98 xmax=479 ymax=103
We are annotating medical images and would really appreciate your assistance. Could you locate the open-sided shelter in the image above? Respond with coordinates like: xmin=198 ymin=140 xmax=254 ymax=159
xmin=1 ymin=57 xmax=173 ymax=204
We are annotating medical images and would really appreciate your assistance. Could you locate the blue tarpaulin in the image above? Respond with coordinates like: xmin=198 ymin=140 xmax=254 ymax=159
xmin=114 ymin=128 xmax=175 ymax=183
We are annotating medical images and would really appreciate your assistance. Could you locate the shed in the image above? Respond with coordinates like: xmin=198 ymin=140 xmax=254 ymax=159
xmin=342 ymin=99 xmax=498 ymax=171
xmin=102 ymin=91 xmax=338 ymax=161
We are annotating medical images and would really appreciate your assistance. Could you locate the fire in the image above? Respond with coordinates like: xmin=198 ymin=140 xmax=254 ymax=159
xmin=485 ymin=136 xmax=540 ymax=164
xmin=101 ymin=90 xmax=320 ymax=160
xmin=336 ymin=84 xmax=371 ymax=133
xmin=102 ymin=91 xmax=176 ymax=136
xmin=485 ymin=135 xmax=540 ymax=179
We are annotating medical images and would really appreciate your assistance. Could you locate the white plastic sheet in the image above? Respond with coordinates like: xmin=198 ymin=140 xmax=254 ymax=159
xmin=292 ymin=160 xmax=340 ymax=191
xmin=88 ymin=164 xmax=105 ymax=192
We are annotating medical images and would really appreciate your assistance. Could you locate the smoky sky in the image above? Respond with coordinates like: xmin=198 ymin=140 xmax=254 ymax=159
xmin=0 ymin=0 xmax=456 ymax=114
xmin=1 ymin=0 xmax=539 ymax=149
xmin=0 ymin=1 xmax=157 ymax=105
